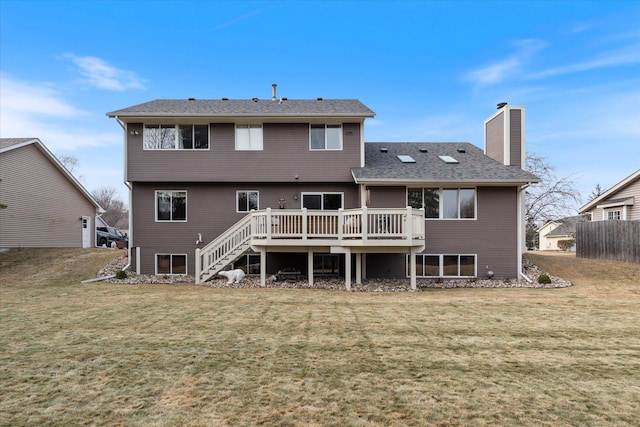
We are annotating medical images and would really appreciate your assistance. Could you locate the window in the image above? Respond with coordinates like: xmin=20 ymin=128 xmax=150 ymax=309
xmin=302 ymin=192 xmax=343 ymax=210
xmin=156 ymin=254 xmax=187 ymax=275
xmin=408 ymin=188 xmax=475 ymax=219
xmin=236 ymin=124 xmax=263 ymax=150
xmin=607 ymin=210 xmax=621 ymax=220
xmin=144 ymin=124 xmax=208 ymax=150
xmin=310 ymin=124 xmax=342 ymax=150
xmin=234 ymin=254 xmax=261 ymax=275
xmin=156 ymin=191 xmax=187 ymax=221
xmin=408 ymin=254 xmax=476 ymax=278
xmin=314 ymin=254 xmax=340 ymax=276
xmin=237 ymin=191 xmax=259 ymax=212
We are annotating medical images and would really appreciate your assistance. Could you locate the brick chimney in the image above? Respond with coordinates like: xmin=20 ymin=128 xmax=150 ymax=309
xmin=484 ymin=102 xmax=526 ymax=169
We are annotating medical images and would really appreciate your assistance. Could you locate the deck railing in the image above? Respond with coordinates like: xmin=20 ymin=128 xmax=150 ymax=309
xmin=251 ymin=206 xmax=424 ymax=242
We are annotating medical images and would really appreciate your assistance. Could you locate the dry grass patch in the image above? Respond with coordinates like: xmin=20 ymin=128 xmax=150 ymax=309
xmin=1 ymin=249 xmax=639 ymax=426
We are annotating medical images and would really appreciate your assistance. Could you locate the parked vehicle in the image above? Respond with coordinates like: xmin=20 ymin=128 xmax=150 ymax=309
xmin=96 ymin=226 xmax=128 ymax=248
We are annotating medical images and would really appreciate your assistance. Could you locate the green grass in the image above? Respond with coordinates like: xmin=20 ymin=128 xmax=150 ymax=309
xmin=1 ymin=249 xmax=639 ymax=426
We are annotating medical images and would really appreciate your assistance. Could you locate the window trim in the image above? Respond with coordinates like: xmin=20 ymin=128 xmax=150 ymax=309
xmin=143 ymin=124 xmax=210 ymax=150
xmin=155 ymin=190 xmax=187 ymax=222
xmin=155 ymin=253 xmax=188 ymax=275
xmin=407 ymin=254 xmax=477 ymax=278
xmin=301 ymin=192 xmax=344 ymax=210
xmin=309 ymin=124 xmax=343 ymax=151
xmin=236 ymin=190 xmax=259 ymax=213
xmin=407 ymin=187 xmax=476 ymax=220
xmin=235 ymin=124 xmax=264 ymax=151
xmin=607 ymin=209 xmax=622 ymax=220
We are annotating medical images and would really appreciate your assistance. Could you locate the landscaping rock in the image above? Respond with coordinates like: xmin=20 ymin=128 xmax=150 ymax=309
xmin=96 ymin=254 xmax=572 ymax=291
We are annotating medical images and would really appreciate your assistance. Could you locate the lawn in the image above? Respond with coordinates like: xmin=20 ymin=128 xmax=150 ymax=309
xmin=1 ymin=248 xmax=639 ymax=426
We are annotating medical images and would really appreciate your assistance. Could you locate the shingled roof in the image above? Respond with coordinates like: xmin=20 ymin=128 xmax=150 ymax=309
xmin=352 ymin=142 xmax=540 ymax=184
xmin=107 ymin=98 xmax=375 ymax=118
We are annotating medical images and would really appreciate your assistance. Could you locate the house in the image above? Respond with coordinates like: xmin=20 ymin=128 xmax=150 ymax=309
xmin=107 ymin=89 xmax=538 ymax=289
xmin=0 ymin=138 xmax=103 ymax=249
xmin=537 ymin=215 xmax=585 ymax=251
xmin=579 ymin=169 xmax=640 ymax=221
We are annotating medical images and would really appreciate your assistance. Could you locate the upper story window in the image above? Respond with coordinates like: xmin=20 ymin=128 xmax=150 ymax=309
xmin=237 ymin=190 xmax=259 ymax=212
xmin=156 ymin=190 xmax=187 ymax=222
xmin=302 ymin=192 xmax=343 ymax=210
xmin=408 ymin=188 xmax=476 ymax=219
xmin=143 ymin=125 xmax=209 ymax=150
xmin=236 ymin=124 xmax=263 ymax=150
xmin=310 ymin=124 xmax=342 ymax=150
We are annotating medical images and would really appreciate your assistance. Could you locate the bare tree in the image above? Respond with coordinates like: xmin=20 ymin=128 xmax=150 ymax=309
xmin=93 ymin=186 xmax=128 ymax=227
xmin=525 ymin=153 xmax=582 ymax=248
xmin=57 ymin=153 xmax=82 ymax=177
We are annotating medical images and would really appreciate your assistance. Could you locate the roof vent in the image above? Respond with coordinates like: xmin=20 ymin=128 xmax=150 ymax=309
xmin=380 ymin=147 xmax=388 ymax=153
xmin=252 ymin=97 xmax=258 ymax=102
xmin=317 ymin=97 xmax=323 ymax=101
xmin=282 ymin=97 xmax=288 ymax=101
xmin=222 ymin=97 xmax=229 ymax=101
xmin=457 ymin=148 xmax=466 ymax=153
xmin=188 ymin=97 xmax=196 ymax=101
xmin=419 ymin=148 xmax=428 ymax=153
xmin=497 ymin=102 xmax=507 ymax=109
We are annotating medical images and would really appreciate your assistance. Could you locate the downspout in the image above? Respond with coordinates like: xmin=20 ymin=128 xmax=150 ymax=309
xmin=115 ymin=116 xmax=132 ymax=272
xmin=518 ymin=183 xmax=533 ymax=283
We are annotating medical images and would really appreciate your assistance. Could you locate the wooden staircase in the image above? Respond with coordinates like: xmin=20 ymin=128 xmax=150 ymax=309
xmin=195 ymin=214 xmax=252 ymax=284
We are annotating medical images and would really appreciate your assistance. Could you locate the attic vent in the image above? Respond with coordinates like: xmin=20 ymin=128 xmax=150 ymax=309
xmin=222 ymin=97 xmax=229 ymax=101
xmin=317 ymin=97 xmax=323 ymax=101
xmin=188 ymin=97 xmax=196 ymax=101
xmin=419 ymin=148 xmax=428 ymax=153
xmin=439 ymin=155 xmax=459 ymax=164
xmin=252 ymin=97 xmax=258 ymax=102
xmin=457 ymin=148 xmax=466 ymax=153
xmin=380 ymin=147 xmax=388 ymax=153
xmin=397 ymin=155 xmax=416 ymax=163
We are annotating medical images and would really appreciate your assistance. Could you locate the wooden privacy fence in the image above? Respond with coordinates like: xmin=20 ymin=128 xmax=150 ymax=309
xmin=576 ymin=220 xmax=640 ymax=264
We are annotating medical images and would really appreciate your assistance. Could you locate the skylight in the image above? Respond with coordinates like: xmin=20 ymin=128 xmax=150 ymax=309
xmin=439 ymin=155 xmax=459 ymax=164
xmin=397 ymin=155 xmax=416 ymax=163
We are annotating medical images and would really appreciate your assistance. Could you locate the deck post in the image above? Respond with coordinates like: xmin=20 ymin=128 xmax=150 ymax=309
xmin=195 ymin=248 xmax=201 ymax=285
xmin=409 ymin=249 xmax=417 ymax=290
xmin=302 ymin=207 xmax=308 ymax=240
xmin=355 ymin=252 xmax=362 ymax=284
xmin=260 ymin=248 xmax=266 ymax=287
xmin=345 ymin=248 xmax=352 ymax=291
xmin=308 ymin=250 xmax=314 ymax=287
xmin=361 ymin=206 xmax=368 ymax=241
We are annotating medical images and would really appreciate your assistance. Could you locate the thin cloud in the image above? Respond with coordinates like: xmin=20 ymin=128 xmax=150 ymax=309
xmin=527 ymin=46 xmax=640 ymax=79
xmin=465 ymin=39 xmax=547 ymax=85
xmin=211 ymin=5 xmax=276 ymax=31
xmin=0 ymin=73 xmax=85 ymax=117
xmin=65 ymin=54 xmax=145 ymax=91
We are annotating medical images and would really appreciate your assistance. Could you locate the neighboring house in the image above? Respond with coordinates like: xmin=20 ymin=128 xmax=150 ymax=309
xmin=107 ymin=90 xmax=538 ymax=288
xmin=579 ymin=169 xmax=640 ymax=221
xmin=0 ymin=138 xmax=103 ymax=248
xmin=537 ymin=215 xmax=584 ymax=251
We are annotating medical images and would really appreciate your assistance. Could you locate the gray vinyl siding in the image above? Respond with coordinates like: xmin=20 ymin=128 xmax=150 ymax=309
xmin=131 ymin=182 xmax=360 ymax=274
xmin=126 ymin=122 xmax=362 ymax=183
xmin=0 ymin=144 xmax=97 ymax=248
xmin=588 ymin=180 xmax=640 ymax=221
xmin=485 ymin=111 xmax=504 ymax=165
xmin=509 ymin=109 xmax=523 ymax=168
xmin=367 ymin=186 xmax=406 ymax=208
xmin=365 ymin=186 xmax=519 ymax=279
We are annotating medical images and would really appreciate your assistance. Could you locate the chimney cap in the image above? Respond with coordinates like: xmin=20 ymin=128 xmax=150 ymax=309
xmin=497 ymin=102 xmax=508 ymax=109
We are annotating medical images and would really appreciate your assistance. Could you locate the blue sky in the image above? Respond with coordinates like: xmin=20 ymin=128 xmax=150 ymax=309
xmin=1 ymin=0 xmax=639 ymax=209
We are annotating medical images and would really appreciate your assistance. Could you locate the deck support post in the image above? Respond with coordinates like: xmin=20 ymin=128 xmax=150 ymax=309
xmin=308 ymin=250 xmax=314 ymax=287
xmin=355 ymin=252 xmax=362 ymax=284
xmin=345 ymin=249 xmax=352 ymax=291
xmin=409 ymin=249 xmax=417 ymax=290
xmin=260 ymin=248 xmax=267 ymax=287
